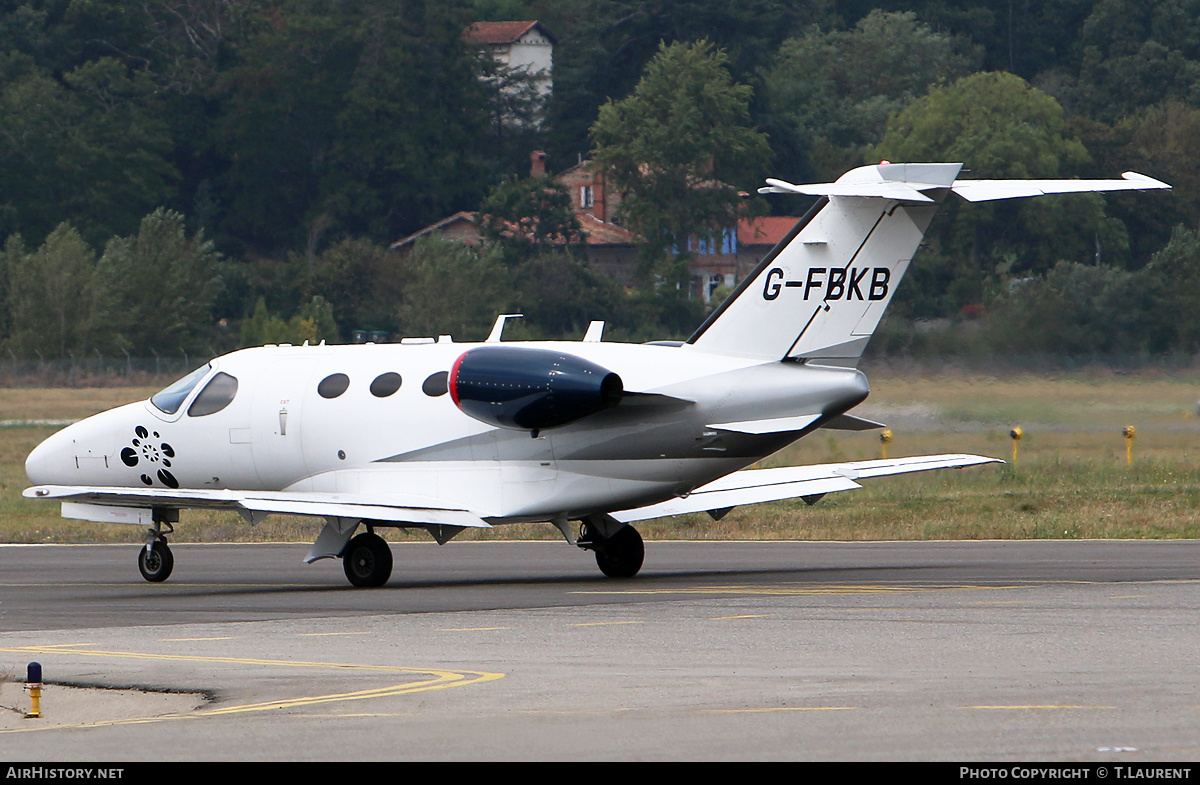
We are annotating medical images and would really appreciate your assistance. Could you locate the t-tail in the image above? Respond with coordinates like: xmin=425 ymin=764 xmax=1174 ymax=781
xmin=687 ymin=162 xmax=1170 ymax=366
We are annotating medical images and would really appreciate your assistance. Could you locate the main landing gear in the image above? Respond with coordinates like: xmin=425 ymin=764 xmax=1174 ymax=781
xmin=138 ymin=509 xmax=176 ymax=583
xmin=577 ymin=516 xmax=645 ymax=579
xmin=341 ymin=530 xmax=393 ymax=588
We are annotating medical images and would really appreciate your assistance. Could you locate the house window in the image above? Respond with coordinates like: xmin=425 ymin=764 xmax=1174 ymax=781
xmin=580 ymin=186 xmax=594 ymax=208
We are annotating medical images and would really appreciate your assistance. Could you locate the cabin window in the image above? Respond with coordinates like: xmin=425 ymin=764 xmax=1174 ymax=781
xmin=370 ymin=372 xmax=402 ymax=398
xmin=151 ymin=365 xmax=211 ymax=414
xmin=188 ymin=372 xmax=239 ymax=417
xmin=318 ymin=373 xmax=350 ymax=399
xmin=422 ymin=371 xmax=448 ymax=397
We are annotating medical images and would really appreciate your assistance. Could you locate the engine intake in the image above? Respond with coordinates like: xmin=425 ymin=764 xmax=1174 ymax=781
xmin=449 ymin=346 xmax=623 ymax=431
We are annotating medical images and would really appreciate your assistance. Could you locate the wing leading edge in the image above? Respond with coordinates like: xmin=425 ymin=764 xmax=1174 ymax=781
xmin=24 ymin=485 xmax=492 ymax=529
xmin=612 ymin=454 xmax=1001 ymax=523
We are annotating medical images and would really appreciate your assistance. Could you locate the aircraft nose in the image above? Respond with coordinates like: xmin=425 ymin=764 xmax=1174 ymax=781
xmin=25 ymin=431 xmax=61 ymax=485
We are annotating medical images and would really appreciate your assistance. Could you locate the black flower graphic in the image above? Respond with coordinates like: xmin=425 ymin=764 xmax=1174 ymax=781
xmin=120 ymin=425 xmax=179 ymax=488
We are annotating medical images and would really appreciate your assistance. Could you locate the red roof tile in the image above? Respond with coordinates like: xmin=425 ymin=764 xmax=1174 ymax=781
xmin=737 ymin=216 xmax=800 ymax=247
xmin=577 ymin=212 xmax=635 ymax=245
xmin=464 ymin=21 xmax=555 ymax=45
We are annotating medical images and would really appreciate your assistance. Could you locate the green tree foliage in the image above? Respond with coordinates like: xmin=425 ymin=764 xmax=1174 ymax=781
xmin=981 ymin=261 xmax=1161 ymax=355
xmin=477 ymin=175 xmax=586 ymax=263
xmin=241 ymin=295 xmax=339 ymax=347
xmin=1144 ymin=224 xmax=1200 ymax=352
xmin=872 ymin=72 xmax=1129 ymax=315
xmin=0 ymin=58 xmax=176 ymax=246
xmin=542 ymin=0 xmax=828 ymax=164
xmin=759 ymin=10 xmax=981 ymax=181
xmin=297 ymin=237 xmax=406 ymax=336
xmin=590 ymin=40 xmax=770 ymax=286
xmin=874 ymin=72 xmax=1088 ymax=177
xmin=97 ymin=209 xmax=221 ymax=356
xmin=1091 ymin=102 xmax=1200 ymax=263
xmin=4 ymin=224 xmax=111 ymax=358
xmin=509 ymin=252 xmax=623 ymax=337
xmin=394 ymin=237 xmax=512 ymax=340
xmin=1 ymin=0 xmax=1199 ymax=359
xmin=1066 ymin=0 xmax=1200 ymax=122
xmin=214 ymin=0 xmax=492 ymax=251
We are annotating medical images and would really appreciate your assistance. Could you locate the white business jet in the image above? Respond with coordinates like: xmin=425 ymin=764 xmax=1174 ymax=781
xmin=24 ymin=162 xmax=1169 ymax=586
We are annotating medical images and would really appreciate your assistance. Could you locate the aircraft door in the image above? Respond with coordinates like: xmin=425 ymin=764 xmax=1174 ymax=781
xmin=250 ymin=359 xmax=315 ymax=488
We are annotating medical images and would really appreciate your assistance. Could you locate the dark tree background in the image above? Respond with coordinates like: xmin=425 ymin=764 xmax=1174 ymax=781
xmin=0 ymin=0 xmax=1196 ymax=358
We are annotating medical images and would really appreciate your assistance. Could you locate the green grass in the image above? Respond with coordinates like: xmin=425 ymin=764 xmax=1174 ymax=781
xmin=3 ymin=368 xmax=1200 ymax=543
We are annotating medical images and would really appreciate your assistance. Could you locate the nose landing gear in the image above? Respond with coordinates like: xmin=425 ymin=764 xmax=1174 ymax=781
xmin=138 ymin=539 xmax=174 ymax=582
xmin=138 ymin=509 xmax=177 ymax=583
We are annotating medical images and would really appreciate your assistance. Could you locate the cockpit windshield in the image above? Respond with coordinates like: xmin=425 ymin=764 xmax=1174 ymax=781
xmin=150 ymin=365 xmax=211 ymax=414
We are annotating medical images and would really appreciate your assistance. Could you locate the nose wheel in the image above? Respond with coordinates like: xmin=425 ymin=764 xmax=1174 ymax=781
xmin=138 ymin=539 xmax=174 ymax=582
xmin=138 ymin=509 xmax=177 ymax=583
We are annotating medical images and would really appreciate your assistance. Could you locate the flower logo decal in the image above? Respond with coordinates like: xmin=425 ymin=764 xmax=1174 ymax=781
xmin=119 ymin=425 xmax=179 ymax=488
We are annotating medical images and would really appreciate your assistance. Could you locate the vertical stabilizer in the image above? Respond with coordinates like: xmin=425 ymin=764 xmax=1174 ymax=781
xmin=687 ymin=163 xmax=962 ymax=364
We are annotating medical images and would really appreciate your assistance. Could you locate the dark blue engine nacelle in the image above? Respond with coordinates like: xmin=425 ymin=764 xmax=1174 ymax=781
xmin=449 ymin=346 xmax=624 ymax=431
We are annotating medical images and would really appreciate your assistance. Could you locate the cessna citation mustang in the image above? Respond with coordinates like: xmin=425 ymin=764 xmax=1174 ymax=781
xmin=24 ymin=162 xmax=1169 ymax=587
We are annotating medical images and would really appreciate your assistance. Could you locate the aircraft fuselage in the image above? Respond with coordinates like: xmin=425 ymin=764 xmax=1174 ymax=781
xmin=25 ymin=340 xmax=869 ymax=524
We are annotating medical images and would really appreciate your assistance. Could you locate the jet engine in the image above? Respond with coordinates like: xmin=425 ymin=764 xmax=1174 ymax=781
xmin=449 ymin=346 xmax=624 ymax=431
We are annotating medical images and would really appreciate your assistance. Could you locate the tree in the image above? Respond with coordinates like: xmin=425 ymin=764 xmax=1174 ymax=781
xmin=590 ymin=40 xmax=769 ymax=287
xmin=1065 ymin=0 xmax=1200 ymax=122
xmin=97 ymin=208 xmax=221 ymax=355
xmin=214 ymin=0 xmax=493 ymax=251
xmin=871 ymin=72 xmax=1124 ymax=315
xmin=240 ymin=295 xmax=339 ymax=347
xmin=509 ymin=251 xmax=624 ymax=338
xmin=758 ymin=10 xmax=981 ymax=181
xmin=4 ymin=224 xmax=112 ymax=358
xmin=0 ymin=59 xmax=177 ymax=246
xmin=477 ymin=175 xmax=586 ymax=263
xmin=395 ymin=237 xmax=512 ymax=340
xmin=1144 ymin=224 xmax=1200 ymax=351
xmin=299 ymin=237 xmax=406 ymax=336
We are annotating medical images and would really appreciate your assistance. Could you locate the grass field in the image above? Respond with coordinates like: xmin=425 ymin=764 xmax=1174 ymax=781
xmin=3 ymin=365 xmax=1200 ymax=544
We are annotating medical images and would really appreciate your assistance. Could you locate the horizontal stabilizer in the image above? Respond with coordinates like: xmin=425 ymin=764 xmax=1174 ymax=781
xmin=760 ymin=178 xmax=936 ymax=202
xmin=25 ymin=485 xmax=492 ymax=528
xmin=759 ymin=168 xmax=1170 ymax=204
xmin=951 ymin=172 xmax=1170 ymax=202
xmin=613 ymin=453 xmax=1000 ymax=523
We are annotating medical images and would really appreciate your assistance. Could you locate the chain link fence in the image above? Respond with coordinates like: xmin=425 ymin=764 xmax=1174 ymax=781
xmin=1 ymin=353 xmax=208 ymax=388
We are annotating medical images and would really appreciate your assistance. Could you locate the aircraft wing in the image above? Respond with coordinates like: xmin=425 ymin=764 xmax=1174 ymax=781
xmin=23 ymin=485 xmax=492 ymax=529
xmin=612 ymin=454 xmax=1001 ymax=523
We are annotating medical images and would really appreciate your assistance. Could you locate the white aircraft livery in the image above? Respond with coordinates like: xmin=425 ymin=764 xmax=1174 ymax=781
xmin=24 ymin=162 xmax=1170 ymax=586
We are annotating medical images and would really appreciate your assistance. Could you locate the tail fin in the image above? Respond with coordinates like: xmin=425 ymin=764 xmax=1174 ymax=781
xmin=687 ymin=162 xmax=1169 ymax=365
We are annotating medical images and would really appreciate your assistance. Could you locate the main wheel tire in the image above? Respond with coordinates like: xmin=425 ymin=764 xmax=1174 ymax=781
xmin=594 ymin=525 xmax=644 ymax=579
xmin=138 ymin=541 xmax=174 ymax=583
xmin=342 ymin=532 xmax=393 ymax=588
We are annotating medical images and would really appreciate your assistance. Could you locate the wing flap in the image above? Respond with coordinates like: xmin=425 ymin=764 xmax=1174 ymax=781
xmin=613 ymin=453 xmax=1000 ymax=523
